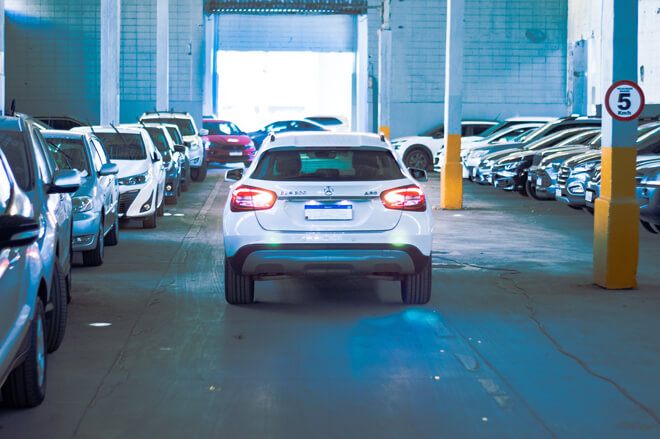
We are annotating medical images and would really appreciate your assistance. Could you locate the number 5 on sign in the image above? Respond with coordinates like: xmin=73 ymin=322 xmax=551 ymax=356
xmin=605 ymin=80 xmax=645 ymax=122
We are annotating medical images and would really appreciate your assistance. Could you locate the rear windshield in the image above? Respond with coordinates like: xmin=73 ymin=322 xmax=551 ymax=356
xmin=95 ymin=133 xmax=147 ymax=160
xmin=0 ymin=131 xmax=31 ymax=190
xmin=43 ymin=136 xmax=91 ymax=175
xmin=144 ymin=118 xmax=194 ymax=136
xmin=251 ymin=148 xmax=404 ymax=181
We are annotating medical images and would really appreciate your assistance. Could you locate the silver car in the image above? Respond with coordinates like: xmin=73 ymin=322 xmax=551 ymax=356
xmin=0 ymin=148 xmax=48 ymax=408
xmin=42 ymin=130 xmax=120 ymax=266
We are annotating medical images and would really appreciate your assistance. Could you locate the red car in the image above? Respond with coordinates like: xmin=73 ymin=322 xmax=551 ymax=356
xmin=202 ymin=119 xmax=256 ymax=167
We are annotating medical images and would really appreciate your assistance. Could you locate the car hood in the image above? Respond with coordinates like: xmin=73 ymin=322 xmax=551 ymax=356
xmin=538 ymin=146 xmax=592 ymax=166
xmin=471 ymin=142 xmax=525 ymax=155
xmin=112 ymin=160 xmax=150 ymax=178
xmin=205 ymin=134 xmax=252 ymax=146
xmin=73 ymin=174 xmax=95 ymax=198
xmin=482 ymin=148 xmax=521 ymax=162
xmin=563 ymin=151 xmax=601 ymax=167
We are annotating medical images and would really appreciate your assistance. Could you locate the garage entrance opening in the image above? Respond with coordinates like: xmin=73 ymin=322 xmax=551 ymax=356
xmin=216 ymin=50 xmax=354 ymax=132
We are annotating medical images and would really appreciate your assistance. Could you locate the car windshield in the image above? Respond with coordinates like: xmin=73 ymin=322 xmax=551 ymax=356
xmin=144 ymin=118 xmax=194 ymax=136
xmin=0 ymin=131 xmax=31 ymax=190
xmin=43 ymin=136 xmax=91 ymax=175
xmin=478 ymin=122 xmax=509 ymax=138
xmin=95 ymin=133 xmax=147 ymax=160
xmin=203 ymin=121 xmax=242 ymax=136
xmin=145 ymin=128 xmax=172 ymax=162
xmin=419 ymin=124 xmax=444 ymax=137
xmin=251 ymin=148 xmax=404 ymax=182
xmin=166 ymin=126 xmax=183 ymax=144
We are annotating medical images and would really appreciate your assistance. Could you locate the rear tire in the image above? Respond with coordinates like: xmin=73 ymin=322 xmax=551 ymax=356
xmin=46 ymin=261 xmax=68 ymax=353
xmin=224 ymin=256 xmax=254 ymax=305
xmin=1 ymin=300 xmax=47 ymax=408
xmin=401 ymin=259 xmax=432 ymax=305
xmin=82 ymin=221 xmax=104 ymax=266
xmin=143 ymin=210 xmax=157 ymax=229
xmin=157 ymin=195 xmax=164 ymax=216
xmin=180 ymin=161 xmax=190 ymax=192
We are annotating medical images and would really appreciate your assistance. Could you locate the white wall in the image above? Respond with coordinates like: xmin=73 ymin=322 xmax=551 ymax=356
xmin=371 ymin=0 xmax=569 ymax=139
xmin=567 ymin=0 xmax=660 ymax=115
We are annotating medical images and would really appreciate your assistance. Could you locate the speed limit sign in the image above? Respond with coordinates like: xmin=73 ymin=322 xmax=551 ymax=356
xmin=604 ymin=80 xmax=645 ymax=122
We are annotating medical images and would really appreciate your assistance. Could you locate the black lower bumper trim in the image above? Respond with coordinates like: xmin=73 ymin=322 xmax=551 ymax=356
xmin=228 ymin=243 xmax=430 ymax=275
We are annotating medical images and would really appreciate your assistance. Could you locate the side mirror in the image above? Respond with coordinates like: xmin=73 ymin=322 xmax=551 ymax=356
xmin=408 ymin=167 xmax=428 ymax=182
xmin=174 ymin=144 xmax=186 ymax=153
xmin=48 ymin=169 xmax=81 ymax=194
xmin=98 ymin=163 xmax=119 ymax=176
xmin=225 ymin=168 xmax=243 ymax=181
xmin=0 ymin=216 xmax=41 ymax=249
xmin=198 ymin=128 xmax=209 ymax=136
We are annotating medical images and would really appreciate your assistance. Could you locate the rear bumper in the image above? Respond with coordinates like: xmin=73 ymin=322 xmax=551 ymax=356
xmin=228 ymin=244 xmax=430 ymax=276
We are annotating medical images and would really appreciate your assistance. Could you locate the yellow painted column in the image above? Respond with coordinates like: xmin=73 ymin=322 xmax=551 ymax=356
xmin=593 ymin=147 xmax=639 ymax=288
xmin=379 ymin=126 xmax=390 ymax=139
xmin=440 ymin=0 xmax=464 ymax=210
xmin=441 ymin=134 xmax=463 ymax=209
xmin=594 ymin=0 xmax=640 ymax=289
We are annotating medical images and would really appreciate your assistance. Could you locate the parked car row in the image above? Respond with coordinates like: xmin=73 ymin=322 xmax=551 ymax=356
xmin=0 ymin=110 xmax=209 ymax=408
xmin=457 ymin=116 xmax=660 ymax=234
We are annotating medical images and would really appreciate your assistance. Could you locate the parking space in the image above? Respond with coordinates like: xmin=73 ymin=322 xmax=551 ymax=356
xmin=1 ymin=169 xmax=658 ymax=437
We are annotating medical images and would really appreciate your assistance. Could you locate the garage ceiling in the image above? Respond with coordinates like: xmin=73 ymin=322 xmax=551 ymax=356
xmin=204 ymin=0 xmax=368 ymax=15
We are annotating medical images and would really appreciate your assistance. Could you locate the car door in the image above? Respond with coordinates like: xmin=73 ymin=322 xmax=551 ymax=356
xmin=89 ymin=137 xmax=115 ymax=234
xmin=0 ymin=160 xmax=25 ymax=348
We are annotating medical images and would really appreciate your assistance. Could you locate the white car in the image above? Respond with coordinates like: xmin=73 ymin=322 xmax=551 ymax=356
xmin=139 ymin=111 xmax=209 ymax=182
xmin=304 ymin=116 xmax=350 ymax=132
xmin=391 ymin=120 xmax=498 ymax=170
xmin=434 ymin=123 xmax=544 ymax=172
xmin=73 ymin=126 xmax=166 ymax=228
xmin=222 ymin=131 xmax=433 ymax=305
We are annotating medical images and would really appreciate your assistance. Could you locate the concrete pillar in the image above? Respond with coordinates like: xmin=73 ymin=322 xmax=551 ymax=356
xmin=100 ymin=0 xmax=120 ymax=125
xmin=156 ymin=0 xmax=169 ymax=111
xmin=1 ymin=0 xmax=6 ymax=116
xmin=593 ymin=0 xmax=639 ymax=289
xmin=377 ymin=0 xmax=391 ymax=138
xmin=355 ymin=14 xmax=369 ymax=132
xmin=440 ymin=0 xmax=464 ymax=209
xmin=203 ymin=14 xmax=214 ymax=117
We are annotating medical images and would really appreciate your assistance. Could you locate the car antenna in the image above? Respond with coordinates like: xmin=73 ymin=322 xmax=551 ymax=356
xmin=84 ymin=118 xmax=97 ymax=134
xmin=9 ymin=99 xmax=16 ymax=117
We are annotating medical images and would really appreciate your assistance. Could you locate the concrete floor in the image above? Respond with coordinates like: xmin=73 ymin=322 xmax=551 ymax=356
xmin=1 ymin=169 xmax=659 ymax=438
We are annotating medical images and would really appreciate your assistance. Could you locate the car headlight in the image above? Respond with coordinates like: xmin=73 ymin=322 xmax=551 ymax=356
xmin=118 ymin=171 xmax=149 ymax=185
xmin=503 ymin=160 xmax=523 ymax=170
xmin=573 ymin=162 xmax=598 ymax=173
xmin=72 ymin=196 xmax=93 ymax=213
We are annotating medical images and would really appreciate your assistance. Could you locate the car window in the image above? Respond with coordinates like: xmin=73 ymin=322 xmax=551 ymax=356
xmin=472 ymin=124 xmax=496 ymax=136
xmin=31 ymin=129 xmax=55 ymax=183
xmin=166 ymin=127 xmax=183 ymax=144
xmin=91 ymin=138 xmax=109 ymax=164
xmin=267 ymin=122 xmax=289 ymax=133
xmin=143 ymin=118 xmax=194 ymax=136
xmin=419 ymin=125 xmax=444 ymax=137
xmin=95 ymin=133 xmax=147 ymax=160
xmin=204 ymin=121 xmax=241 ymax=136
xmin=43 ymin=136 xmax=92 ymax=175
xmin=88 ymin=141 xmax=104 ymax=172
xmin=0 ymin=159 xmax=11 ymax=213
xmin=0 ymin=131 xmax=32 ymax=190
xmin=461 ymin=126 xmax=474 ymax=137
xmin=145 ymin=128 xmax=170 ymax=153
xmin=251 ymin=148 xmax=404 ymax=182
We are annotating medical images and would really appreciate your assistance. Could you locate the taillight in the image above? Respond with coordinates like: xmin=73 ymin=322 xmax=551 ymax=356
xmin=230 ymin=185 xmax=277 ymax=212
xmin=380 ymin=185 xmax=426 ymax=211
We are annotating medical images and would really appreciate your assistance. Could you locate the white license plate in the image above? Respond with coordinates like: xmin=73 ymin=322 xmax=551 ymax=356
xmin=305 ymin=204 xmax=353 ymax=220
xmin=585 ymin=191 xmax=594 ymax=202
xmin=536 ymin=176 xmax=543 ymax=186
xmin=555 ymin=188 xmax=562 ymax=197
xmin=229 ymin=151 xmax=242 ymax=156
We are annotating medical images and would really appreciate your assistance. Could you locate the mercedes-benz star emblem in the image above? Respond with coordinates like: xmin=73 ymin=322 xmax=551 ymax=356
xmin=323 ymin=186 xmax=334 ymax=196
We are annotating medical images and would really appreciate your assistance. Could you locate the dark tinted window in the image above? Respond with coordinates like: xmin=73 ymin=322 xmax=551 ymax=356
xmin=166 ymin=127 xmax=183 ymax=144
xmin=43 ymin=136 xmax=92 ymax=175
xmin=0 ymin=131 xmax=32 ymax=190
xmin=144 ymin=118 xmax=194 ymax=136
xmin=252 ymin=148 xmax=404 ymax=182
xmin=95 ymin=133 xmax=147 ymax=160
xmin=420 ymin=125 xmax=444 ymax=137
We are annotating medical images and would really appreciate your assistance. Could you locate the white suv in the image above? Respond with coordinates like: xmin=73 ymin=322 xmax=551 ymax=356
xmin=73 ymin=126 xmax=165 ymax=228
xmin=139 ymin=111 xmax=209 ymax=182
xmin=222 ymin=132 xmax=433 ymax=305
